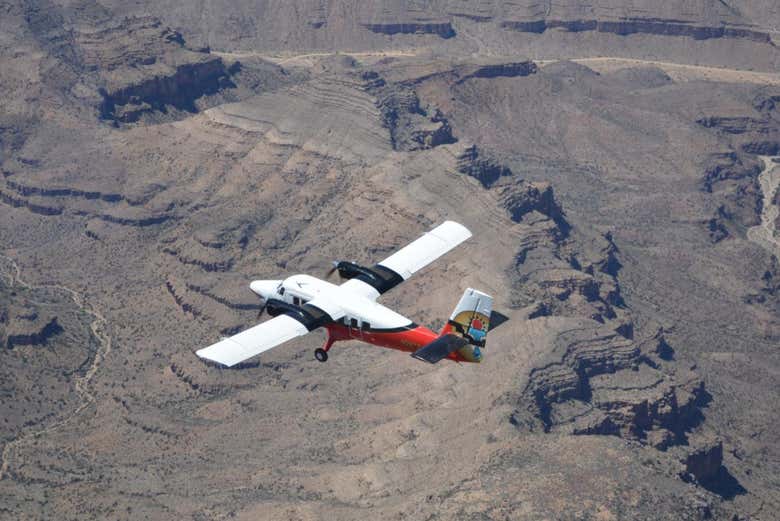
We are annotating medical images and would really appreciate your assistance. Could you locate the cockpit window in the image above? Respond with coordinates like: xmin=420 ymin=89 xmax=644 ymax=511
xmin=278 ymin=285 xmax=285 ymax=295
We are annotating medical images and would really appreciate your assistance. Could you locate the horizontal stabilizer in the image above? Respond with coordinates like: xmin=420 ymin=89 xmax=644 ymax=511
xmin=489 ymin=310 xmax=510 ymax=331
xmin=411 ymin=334 xmax=469 ymax=364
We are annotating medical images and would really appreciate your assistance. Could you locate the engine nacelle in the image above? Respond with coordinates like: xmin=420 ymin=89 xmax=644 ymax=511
xmin=334 ymin=261 xmax=373 ymax=280
xmin=331 ymin=261 xmax=404 ymax=294
xmin=265 ymin=298 xmax=300 ymax=317
xmin=264 ymin=298 xmax=329 ymax=331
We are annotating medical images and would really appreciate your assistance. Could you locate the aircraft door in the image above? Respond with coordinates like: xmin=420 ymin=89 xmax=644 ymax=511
xmin=348 ymin=317 xmax=363 ymax=340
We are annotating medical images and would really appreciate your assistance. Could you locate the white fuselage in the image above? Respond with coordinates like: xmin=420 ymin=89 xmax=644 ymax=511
xmin=250 ymin=275 xmax=414 ymax=330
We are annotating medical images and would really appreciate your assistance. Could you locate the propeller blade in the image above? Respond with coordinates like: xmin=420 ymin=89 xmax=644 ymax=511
xmin=257 ymin=301 xmax=267 ymax=319
xmin=325 ymin=261 xmax=340 ymax=280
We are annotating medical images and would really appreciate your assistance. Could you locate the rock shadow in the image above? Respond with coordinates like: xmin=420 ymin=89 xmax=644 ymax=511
xmin=699 ymin=466 xmax=747 ymax=500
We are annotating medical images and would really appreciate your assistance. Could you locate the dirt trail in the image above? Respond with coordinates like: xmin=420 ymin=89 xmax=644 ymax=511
xmin=747 ymin=157 xmax=780 ymax=257
xmin=215 ymin=49 xmax=780 ymax=85
xmin=549 ymin=57 xmax=780 ymax=85
xmin=0 ymin=255 xmax=112 ymax=482
xmin=213 ymin=49 xmax=420 ymax=66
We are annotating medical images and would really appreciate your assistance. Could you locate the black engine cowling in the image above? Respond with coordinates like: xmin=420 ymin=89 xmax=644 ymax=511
xmin=265 ymin=299 xmax=330 ymax=331
xmin=331 ymin=261 xmax=404 ymax=294
xmin=265 ymin=298 xmax=299 ymax=317
xmin=333 ymin=261 xmax=373 ymax=280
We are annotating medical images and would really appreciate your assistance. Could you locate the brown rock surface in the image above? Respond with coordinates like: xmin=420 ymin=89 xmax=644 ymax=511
xmin=1 ymin=2 xmax=779 ymax=520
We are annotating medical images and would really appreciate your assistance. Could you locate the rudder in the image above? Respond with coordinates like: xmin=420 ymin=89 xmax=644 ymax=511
xmin=440 ymin=288 xmax=492 ymax=362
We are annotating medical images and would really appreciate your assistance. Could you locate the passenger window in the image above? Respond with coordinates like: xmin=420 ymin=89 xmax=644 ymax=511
xmin=279 ymin=287 xmax=285 ymax=295
xmin=293 ymin=297 xmax=300 ymax=306
xmin=350 ymin=318 xmax=358 ymax=329
xmin=361 ymin=321 xmax=370 ymax=331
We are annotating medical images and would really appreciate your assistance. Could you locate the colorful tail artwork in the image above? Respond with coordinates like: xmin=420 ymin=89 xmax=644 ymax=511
xmin=441 ymin=288 xmax=493 ymax=362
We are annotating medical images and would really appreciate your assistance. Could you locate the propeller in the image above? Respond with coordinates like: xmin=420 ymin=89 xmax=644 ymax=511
xmin=325 ymin=260 xmax=366 ymax=282
xmin=325 ymin=261 xmax=340 ymax=280
xmin=257 ymin=299 xmax=267 ymax=319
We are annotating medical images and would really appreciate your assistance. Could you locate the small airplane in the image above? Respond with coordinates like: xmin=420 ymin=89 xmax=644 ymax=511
xmin=196 ymin=221 xmax=498 ymax=367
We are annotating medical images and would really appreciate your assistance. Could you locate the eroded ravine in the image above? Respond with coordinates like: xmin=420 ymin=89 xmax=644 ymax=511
xmin=0 ymin=255 xmax=112 ymax=482
xmin=747 ymin=156 xmax=780 ymax=258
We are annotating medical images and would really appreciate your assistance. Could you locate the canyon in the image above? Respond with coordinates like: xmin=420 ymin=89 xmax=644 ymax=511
xmin=1 ymin=1 xmax=779 ymax=520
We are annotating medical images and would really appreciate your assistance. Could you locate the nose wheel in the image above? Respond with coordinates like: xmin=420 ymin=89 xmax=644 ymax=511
xmin=314 ymin=348 xmax=328 ymax=362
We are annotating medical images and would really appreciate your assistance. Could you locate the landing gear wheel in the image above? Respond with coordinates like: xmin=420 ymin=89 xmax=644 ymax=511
xmin=315 ymin=348 xmax=328 ymax=362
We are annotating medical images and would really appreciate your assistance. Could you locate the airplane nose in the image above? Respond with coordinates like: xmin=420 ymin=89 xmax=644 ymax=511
xmin=250 ymin=280 xmax=279 ymax=298
xmin=250 ymin=281 xmax=264 ymax=296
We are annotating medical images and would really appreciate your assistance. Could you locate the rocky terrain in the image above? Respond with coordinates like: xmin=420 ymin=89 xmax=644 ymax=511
xmin=1 ymin=1 xmax=779 ymax=520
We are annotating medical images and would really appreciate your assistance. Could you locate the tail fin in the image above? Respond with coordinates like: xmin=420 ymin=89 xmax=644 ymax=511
xmin=440 ymin=288 xmax=493 ymax=362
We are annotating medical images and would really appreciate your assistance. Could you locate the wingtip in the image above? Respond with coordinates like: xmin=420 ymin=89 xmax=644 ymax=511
xmin=410 ymin=352 xmax=439 ymax=364
xmin=196 ymin=347 xmax=234 ymax=368
xmin=440 ymin=220 xmax=471 ymax=234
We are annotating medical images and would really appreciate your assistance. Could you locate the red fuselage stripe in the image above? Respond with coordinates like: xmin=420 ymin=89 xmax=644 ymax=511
xmin=324 ymin=323 xmax=472 ymax=362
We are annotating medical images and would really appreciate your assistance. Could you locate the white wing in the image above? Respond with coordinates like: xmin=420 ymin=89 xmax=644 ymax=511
xmin=197 ymin=314 xmax=309 ymax=367
xmin=339 ymin=278 xmax=384 ymax=300
xmin=378 ymin=221 xmax=472 ymax=278
xmin=341 ymin=221 xmax=472 ymax=300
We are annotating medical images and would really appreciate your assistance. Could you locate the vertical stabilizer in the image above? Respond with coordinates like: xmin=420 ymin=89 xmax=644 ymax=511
xmin=440 ymin=288 xmax=493 ymax=362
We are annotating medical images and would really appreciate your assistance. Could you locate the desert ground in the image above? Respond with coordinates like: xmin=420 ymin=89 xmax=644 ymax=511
xmin=1 ymin=1 xmax=779 ymax=519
